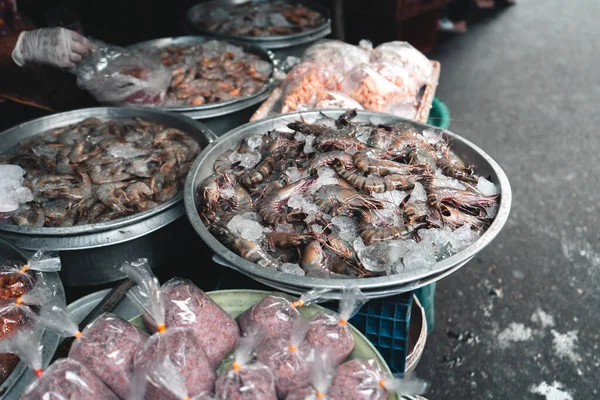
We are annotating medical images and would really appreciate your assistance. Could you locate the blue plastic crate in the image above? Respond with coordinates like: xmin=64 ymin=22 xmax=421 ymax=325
xmin=349 ymin=292 xmax=414 ymax=373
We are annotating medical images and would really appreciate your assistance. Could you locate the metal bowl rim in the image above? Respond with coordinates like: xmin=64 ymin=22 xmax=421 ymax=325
xmin=0 ymin=107 xmax=215 ymax=236
xmin=184 ymin=109 xmax=512 ymax=291
xmin=126 ymin=36 xmax=279 ymax=113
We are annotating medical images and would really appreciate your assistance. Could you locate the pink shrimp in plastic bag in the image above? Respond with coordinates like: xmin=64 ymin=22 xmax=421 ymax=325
xmin=338 ymin=64 xmax=418 ymax=118
xmin=35 ymin=303 xmax=148 ymax=399
xmin=237 ymin=289 xmax=330 ymax=343
xmin=0 ymin=251 xmax=60 ymax=299
xmin=215 ymin=331 xmax=277 ymax=400
xmin=76 ymin=39 xmax=170 ymax=106
xmin=256 ymin=318 xmax=314 ymax=398
xmin=159 ymin=278 xmax=239 ymax=367
xmin=313 ymin=91 xmax=364 ymax=110
xmin=302 ymin=40 xmax=372 ymax=73
xmin=280 ymin=62 xmax=338 ymax=113
xmin=370 ymin=41 xmax=433 ymax=87
xmin=328 ymin=358 xmax=428 ymax=400
xmin=1 ymin=328 xmax=118 ymax=400
xmin=285 ymin=351 xmax=335 ymax=400
xmin=370 ymin=61 xmax=420 ymax=98
xmin=122 ymin=260 xmax=217 ymax=399
xmin=306 ymin=287 xmax=367 ymax=366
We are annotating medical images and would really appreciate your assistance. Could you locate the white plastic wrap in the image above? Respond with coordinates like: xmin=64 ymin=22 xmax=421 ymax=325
xmin=76 ymin=39 xmax=170 ymax=106
xmin=370 ymin=41 xmax=433 ymax=87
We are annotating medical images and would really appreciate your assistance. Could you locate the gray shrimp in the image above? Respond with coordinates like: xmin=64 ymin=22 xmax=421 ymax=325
xmin=313 ymin=184 xmax=384 ymax=216
xmin=332 ymin=159 xmax=419 ymax=193
xmin=300 ymin=240 xmax=346 ymax=278
xmin=354 ymin=150 xmax=425 ymax=176
xmin=256 ymin=178 xmax=314 ymax=224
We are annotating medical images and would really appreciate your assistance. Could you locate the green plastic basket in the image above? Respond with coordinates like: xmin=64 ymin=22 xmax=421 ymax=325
xmin=427 ymin=98 xmax=451 ymax=129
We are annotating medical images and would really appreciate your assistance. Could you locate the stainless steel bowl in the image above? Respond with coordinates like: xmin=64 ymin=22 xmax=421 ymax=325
xmin=184 ymin=109 xmax=512 ymax=298
xmin=184 ymin=0 xmax=331 ymax=59
xmin=0 ymin=107 xmax=217 ymax=286
xmin=126 ymin=36 xmax=278 ymax=134
xmin=0 ymin=238 xmax=65 ymax=398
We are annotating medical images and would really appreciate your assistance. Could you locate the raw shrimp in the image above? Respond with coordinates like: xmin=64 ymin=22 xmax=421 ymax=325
xmin=434 ymin=186 xmax=498 ymax=213
xmin=314 ymin=134 xmax=365 ymax=152
xmin=354 ymin=150 xmax=425 ymax=176
xmin=307 ymin=151 xmax=353 ymax=173
xmin=301 ymin=240 xmax=346 ymax=278
xmin=313 ymin=184 xmax=384 ymax=216
xmin=256 ymin=178 xmax=314 ymax=224
xmin=212 ymin=223 xmax=281 ymax=269
xmin=441 ymin=203 xmax=491 ymax=231
xmin=12 ymin=204 xmax=44 ymax=227
xmin=267 ymin=232 xmax=317 ymax=248
xmin=97 ymin=182 xmax=129 ymax=213
xmin=126 ymin=182 xmax=155 ymax=212
xmin=332 ymin=159 xmax=419 ymax=193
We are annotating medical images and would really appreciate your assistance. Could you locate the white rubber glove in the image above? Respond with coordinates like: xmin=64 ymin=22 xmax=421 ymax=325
xmin=12 ymin=27 xmax=95 ymax=69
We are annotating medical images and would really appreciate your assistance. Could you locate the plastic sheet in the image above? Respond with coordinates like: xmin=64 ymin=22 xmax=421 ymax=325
xmin=256 ymin=318 xmax=314 ymax=398
xmin=76 ymin=39 xmax=170 ymax=106
xmin=306 ymin=287 xmax=368 ymax=366
xmin=215 ymin=331 xmax=277 ymax=400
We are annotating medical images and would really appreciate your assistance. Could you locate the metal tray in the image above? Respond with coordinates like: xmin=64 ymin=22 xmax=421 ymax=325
xmin=0 ymin=239 xmax=65 ymax=399
xmin=184 ymin=0 xmax=331 ymax=45
xmin=126 ymin=36 xmax=279 ymax=114
xmin=0 ymin=107 xmax=217 ymax=237
xmin=66 ymin=288 xmax=397 ymax=399
xmin=184 ymin=109 xmax=512 ymax=298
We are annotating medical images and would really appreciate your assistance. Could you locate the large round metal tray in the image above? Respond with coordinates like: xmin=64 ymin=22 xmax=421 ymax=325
xmin=0 ymin=239 xmax=65 ymax=399
xmin=184 ymin=0 xmax=331 ymax=47
xmin=67 ymin=288 xmax=398 ymax=399
xmin=184 ymin=109 xmax=512 ymax=298
xmin=0 ymin=107 xmax=216 ymax=238
xmin=126 ymin=36 xmax=278 ymax=114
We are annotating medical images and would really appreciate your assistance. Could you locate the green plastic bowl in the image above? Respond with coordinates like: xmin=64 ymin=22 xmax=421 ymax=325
xmin=427 ymin=98 xmax=451 ymax=129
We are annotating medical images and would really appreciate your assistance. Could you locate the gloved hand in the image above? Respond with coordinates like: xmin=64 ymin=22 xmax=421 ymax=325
xmin=11 ymin=27 xmax=95 ymax=69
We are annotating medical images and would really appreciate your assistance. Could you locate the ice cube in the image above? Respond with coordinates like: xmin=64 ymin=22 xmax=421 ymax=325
xmin=397 ymin=240 xmax=437 ymax=273
xmin=220 ymin=182 xmax=235 ymax=199
xmin=0 ymin=165 xmax=32 ymax=212
xmin=0 ymin=165 xmax=25 ymax=180
xmin=486 ymin=203 xmax=499 ymax=219
xmin=409 ymin=182 xmax=427 ymax=202
xmin=332 ymin=216 xmax=359 ymax=241
xmin=275 ymin=223 xmax=295 ymax=233
xmin=477 ymin=177 xmax=499 ymax=196
xmin=229 ymin=151 xmax=262 ymax=169
xmin=353 ymin=236 xmax=366 ymax=253
xmin=372 ymin=190 xmax=408 ymax=209
xmin=434 ymin=169 xmax=466 ymax=190
xmin=246 ymin=135 xmax=263 ymax=150
xmin=13 ymin=187 xmax=33 ymax=203
xmin=281 ymin=263 xmax=306 ymax=276
xmin=423 ymin=128 xmax=444 ymax=144
xmin=358 ymin=241 xmax=412 ymax=273
xmin=241 ymin=212 xmax=260 ymax=222
xmin=107 ymin=144 xmax=148 ymax=159
xmin=238 ymin=220 xmax=264 ymax=241
xmin=269 ymin=12 xmax=294 ymax=27
xmin=450 ymin=224 xmax=479 ymax=251
xmin=226 ymin=215 xmax=244 ymax=233
xmin=286 ymin=167 xmax=303 ymax=183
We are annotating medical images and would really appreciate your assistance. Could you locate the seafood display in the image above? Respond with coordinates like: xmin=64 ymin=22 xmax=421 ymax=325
xmin=254 ymin=40 xmax=437 ymax=121
xmin=0 ymin=117 xmax=200 ymax=227
xmin=197 ymin=111 xmax=500 ymax=278
xmin=136 ymin=41 xmax=273 ymax=107
xmin=191 ymin=1 xmax=326 ymax=37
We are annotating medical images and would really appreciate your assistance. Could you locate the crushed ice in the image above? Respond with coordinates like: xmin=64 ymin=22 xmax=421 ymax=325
xmin=477 ymin=177 xmax=499 ymax=196
xmin=309 ymin=166 xmax=339 ymax=194
xmin=409 ymin=182 xmax=427 ymax=202
xmin=226 ymin=215 xmax=264 ymax=241
xmin=107 ymin=143 xmax=149 ymax=159
xmin=434 ymin=169 xmax=466 ymax=190
xmin=0 ymin=165 xmax=33 ymax=212
xmin=280 ymin=263 xmax=305 ymax=276
xmin=229 ymin=151 xmax=262 ymax=169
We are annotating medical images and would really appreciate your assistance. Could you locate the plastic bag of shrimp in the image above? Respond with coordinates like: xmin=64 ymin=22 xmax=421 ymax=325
xmin=280 ymin=62 xmax=338 ymax=113
xmin=75 ymin=38 xmax=170 ymax=106
xmin=338 ymin=64 xmax=419 ymax=119
xmin=302 ymin=40 xmax=372 ymax=73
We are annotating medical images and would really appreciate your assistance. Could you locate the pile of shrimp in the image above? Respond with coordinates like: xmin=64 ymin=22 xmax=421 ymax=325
xmin=198 ymin=110 xmax=499 ymax=278
xmin=0 ymin=117 xmax=200 ymax=227
xmin=153 ymin=41 xmax=273 ymax=106
xmin=192 ymin=1 xmax=326 ymax=37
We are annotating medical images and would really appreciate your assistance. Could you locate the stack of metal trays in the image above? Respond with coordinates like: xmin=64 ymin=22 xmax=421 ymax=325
xmin=184 ymin=109 xmax=512 ymax=299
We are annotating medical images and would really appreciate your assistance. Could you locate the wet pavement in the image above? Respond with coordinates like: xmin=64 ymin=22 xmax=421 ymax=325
xmin=416 ymin=1 xmax=600 ymax=399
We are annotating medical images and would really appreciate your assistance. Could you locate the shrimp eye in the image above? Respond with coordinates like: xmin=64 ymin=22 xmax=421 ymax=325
xmin=441 ymin=206 xmax=451 ymax=217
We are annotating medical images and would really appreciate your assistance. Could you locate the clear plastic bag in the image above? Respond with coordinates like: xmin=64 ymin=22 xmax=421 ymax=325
xmin=328 ymin=358 xmax=428 ymax=400
xmin=285 ymin=351 xmax=335 ymax=400
xmin=302 ymin=40 xmax=372 ymax=73
xmin=306 ymin=287 xmax=368 ymax=366
xmin=370 ymin=61 xmax=420 ymax=98
xmin=75 ymin=39 xmax=170 ymax=106
xmin=123 ymin=260 xmax=217 ymax=399
xmin=35 ymin=304 xmax=149 ymax=399
xmin=0 ymin=250 xmax=61 ymax=276
xmin=313 ymin=91 xmax=365 ymax=110
xmin=280 ymin=62 xmax=338 ymax=113
xmin=0 ymin=275 xmax=54 ymax=318
xmin=134 ymin=327 xmax=216 ymax=400
xmin=256 ymin=318 xmax=314 ymax=398
xmin=160 ymin=278 xmax=239 ymax=367
xmin=370 ymin=41 xmax=433 ymax=87
xmin=338 ymin=64 xmax=418 ymax=118
xmin=215 ymin=331 xmax=277 ymax=400
xmin=68 ymin=313 xmax=149 ymax=399
xmin=237 ymin=289 xmax=331 ymax=343
xmin=2 ymin=328 xmax=118 ymax=400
